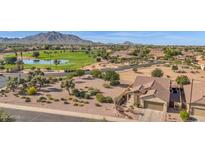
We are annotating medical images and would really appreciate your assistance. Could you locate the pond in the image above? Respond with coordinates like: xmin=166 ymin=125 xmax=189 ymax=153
xmin=22 ymin=59 xmax=69 ymax=65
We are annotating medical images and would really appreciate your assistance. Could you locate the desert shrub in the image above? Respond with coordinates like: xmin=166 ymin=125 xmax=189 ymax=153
xmin=27 ymin=86 xmax=37 ymax=95
xmin=103 ymin=83 xmax=111 ymax=88
xmin=172 ymin=65 xmax=178 ymax=71
xmin=96 ymin=57 xmax=101 ymax=62
xmin=90 ymin=69 xmax=102 ymax=78
xmin=64 ymin=101 xmax=70 ymax=104
xmin=61 ymin=98 xmax=67 ymax=101
xmin=96 ymin=93 xmax=106 ymax=103
xmin=72 ymin=88 xmax=80 ymax=97
xmin=176 ymin=75 xmax=190 ymax=85
xmin=79 ymin=104 xmax=84 ymax=107
xmin=151 ymin=68 xmax=164 ymax=77
xmin=58 ymin=77 xmax=63 ymax=81
xmin=96 ymin=93 xmax=113 ymax=103
xmin=25 ymin=97 xmax=31 ymax=102
xmin=54 ymin=98 xmax=60 ymax=102
xmin=102 ymin=70 xmax=120 ymax=81
xmin=0 ymin=65 xmax=5 ymax=69
xmin=46 ymin=101 xmax=52 ymax=104
xmin=84 ymin=93 xmax=91 ymax=99
xmin=84 ymin=101 xmax=89 ymax=104
xmin=31 ymin=66 xmax=36 ymax=70
xmin=180 ymin=110 xmax=189 ymax=121
xmin=132 ymin=67 xmax=138 ymax=73
xmin=32 ymin=51 xmax=40 ymax=58
xmin=46 ymin=67 xmax=51 ymax=71
xmin=105 ymin=96 xmax=113 ymax=103
xmin=110 ymin=79 xmax=120 ymax=86
xmin=75 ymin=69 xmax=85 ymax=77
xmin=73 ymin=103 xmax=79 ymax=106
xmin=95 ymin=103 xmax=102 ymax=107
xmin=37 ymin=96 xmax=47 ymax=103
xmin=73 ymin=99 xmax=79 ymax=102
xmin=79 ymin=91 xmax=86 ymax=98
xmin=68 ymin=97 xmax=73 ymax=100
xmin=163 ymin=64 xmax=170 ymax=67
xmin=89 ymin=88 xmax=100 ymax=96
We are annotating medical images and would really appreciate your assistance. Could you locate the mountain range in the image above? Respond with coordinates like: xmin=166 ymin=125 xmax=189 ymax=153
xmin=0 ymin=31 xmax=95 ymax=45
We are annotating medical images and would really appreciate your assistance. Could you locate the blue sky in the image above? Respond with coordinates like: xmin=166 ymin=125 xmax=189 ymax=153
xmin=0 ymin=31 xmax=205 ymax=45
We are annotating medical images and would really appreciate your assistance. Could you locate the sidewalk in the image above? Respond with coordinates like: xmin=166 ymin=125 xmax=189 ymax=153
xmin=0 ymin=103 xmax=135 ymax=122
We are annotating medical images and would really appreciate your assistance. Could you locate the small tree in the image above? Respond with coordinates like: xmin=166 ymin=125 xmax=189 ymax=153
xmin=172 ymin=65 xmax=178 ymax=71
xmin=75 ymin=69 xmax=85 ymax=77
xmin=32 ymin=51 xmax=40 ymax=58
xmin=61 ymin=79 xmax=75 ymax=95
xmin=151 ymin=68 xmax=164 ymax=77
xmin=96 ymin=93 xmax=106 ymax=103
xmin=4 ymin=56 xmax=17 ymax=64
xmin=176 ymin=75 xmax=190 ymax=85
xmin=53 ymin=59 xmax=60 ymax=69
xmin=90 ymin=69 xmax=102 ymax=78
xmin=103 ymin=70 xmax=120 ymax=81
xmin=133 ymin=67 xmax=138 ymax=73
xmin=180 ymin=110 xmax=189 ymax=122
xmin=96 ymin=57 xmax=101 ymax=62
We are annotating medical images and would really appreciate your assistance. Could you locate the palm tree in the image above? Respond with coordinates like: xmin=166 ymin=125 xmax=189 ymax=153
xmin=54 ymin=59 xmax=60 ymax=70
xmin=16 ymin=60 xmax=23 ymax=71
xmin=61 ymin=79 xmax=75 ymax=95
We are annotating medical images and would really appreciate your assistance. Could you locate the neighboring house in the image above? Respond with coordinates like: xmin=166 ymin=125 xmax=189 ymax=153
xmin=149 ymin=48 xmax=164 ymax=60
xmin=110 ymin=50 xmax=134 ymax=59
xmin=118 ymin=76 xmax=171 ymax=112
xmin=198 ymin=60 xmax=205 ymax=71
xmin=184 ymin=81 xmax=205 ymax=117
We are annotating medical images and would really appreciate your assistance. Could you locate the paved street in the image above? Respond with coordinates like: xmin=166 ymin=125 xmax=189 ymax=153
xmin=2 ymin=108 xmax=102 ymax=122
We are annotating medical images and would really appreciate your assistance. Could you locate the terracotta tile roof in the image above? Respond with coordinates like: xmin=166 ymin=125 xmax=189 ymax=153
xmin=140 ymin=89 xmax=156 ymax=98
xmin=132 ymin=76 xmax=171 ymax=102
xmin=184 ymin=81 xmax=205 ymax=104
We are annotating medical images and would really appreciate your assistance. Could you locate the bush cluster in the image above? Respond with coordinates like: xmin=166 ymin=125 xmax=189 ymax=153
xmin=96 ymin=93 xmax=113 ymax=103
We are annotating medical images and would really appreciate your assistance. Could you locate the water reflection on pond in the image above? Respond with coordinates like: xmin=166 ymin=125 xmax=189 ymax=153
xmin=22 ymin=59 xmax=69 ymax=65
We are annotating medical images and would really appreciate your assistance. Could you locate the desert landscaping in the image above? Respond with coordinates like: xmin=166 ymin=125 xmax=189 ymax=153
xmin=1 ymin=31 xmax=205 ymax=122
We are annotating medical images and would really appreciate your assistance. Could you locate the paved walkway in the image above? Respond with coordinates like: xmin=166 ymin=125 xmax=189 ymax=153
xmin=0 ymin=103 xmax=135 ymax=122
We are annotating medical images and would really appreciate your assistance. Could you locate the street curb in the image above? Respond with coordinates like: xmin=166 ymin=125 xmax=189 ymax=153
xmin=0 ymin=103 xmax=135 ymax=122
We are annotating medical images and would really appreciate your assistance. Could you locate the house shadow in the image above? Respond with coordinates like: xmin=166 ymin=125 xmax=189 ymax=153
xmin=189 ymin=117 xmax=198 ymax=122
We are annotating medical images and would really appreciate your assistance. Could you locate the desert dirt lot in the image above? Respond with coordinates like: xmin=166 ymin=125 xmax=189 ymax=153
xmin=0 ymin=76 xmax=136 ymax=120
xmin=119 ymin=64 xmax=205 ymax=83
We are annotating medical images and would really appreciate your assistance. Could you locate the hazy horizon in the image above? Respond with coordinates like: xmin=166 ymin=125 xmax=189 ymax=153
xmin=1 ymin=31 xmax=205 ymax=45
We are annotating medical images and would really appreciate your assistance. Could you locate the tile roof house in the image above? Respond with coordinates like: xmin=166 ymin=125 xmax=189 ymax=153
xmin=184 ymin=81 xmax=205 ymax=117
xmin=123 ymin=76 xmax=171 ymax=112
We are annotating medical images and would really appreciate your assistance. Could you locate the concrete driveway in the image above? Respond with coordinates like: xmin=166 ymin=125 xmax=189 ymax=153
xmin=136 ymin=108 xmax=165 ymax=122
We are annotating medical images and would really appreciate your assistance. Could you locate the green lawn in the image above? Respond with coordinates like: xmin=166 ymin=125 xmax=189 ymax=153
xmin=4 ymin=50 xmax=96 ymax=70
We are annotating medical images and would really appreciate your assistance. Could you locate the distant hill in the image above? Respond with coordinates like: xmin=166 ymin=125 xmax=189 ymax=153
xmin=122 ymin=41 xmax=135 ymax=45
xmin=0 ymin=31 xmax=95 ymax=45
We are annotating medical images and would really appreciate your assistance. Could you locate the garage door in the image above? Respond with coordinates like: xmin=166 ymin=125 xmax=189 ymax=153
xmin=192 ymin=107 xmax=205 ymax=117
xmin=144 ymin=101 xmax=164 ymax=111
